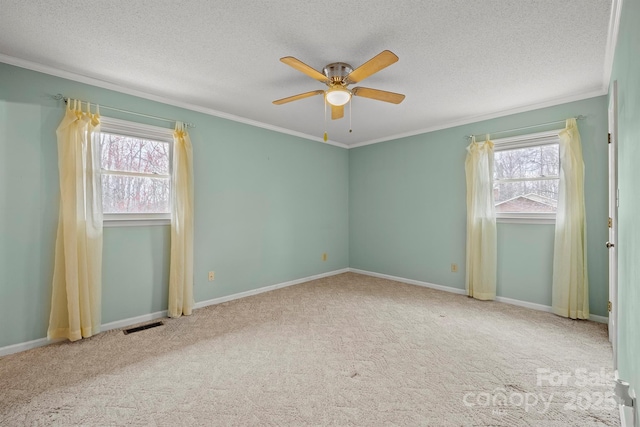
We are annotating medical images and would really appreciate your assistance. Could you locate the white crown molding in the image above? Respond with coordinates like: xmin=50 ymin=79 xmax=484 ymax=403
xmin=603 ymin=0 xmax=623 ymax=92
xmin=0 ymin=31 xmax=617 ymax=151
xmin=349 ymin=0 xmax=622 ymax=150
xmin=0 ymin=53 xmax=348 ymax=150
xmin=348 ymin=88 xmax=607 ymax=149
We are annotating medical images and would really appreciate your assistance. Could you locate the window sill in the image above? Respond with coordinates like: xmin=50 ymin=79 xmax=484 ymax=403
xmin=103 ymin=218 xmax=170 ymax=227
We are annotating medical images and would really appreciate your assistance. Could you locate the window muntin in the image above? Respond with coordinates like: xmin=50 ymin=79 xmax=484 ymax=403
xmin=492 ymin=131 xmax=561 ymax=222
xmin=99 ymin=117 xmax=173 ymax=225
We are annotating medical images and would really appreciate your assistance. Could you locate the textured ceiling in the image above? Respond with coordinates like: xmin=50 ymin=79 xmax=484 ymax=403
xmin=0 ymin=0 xmax=614 ymax=146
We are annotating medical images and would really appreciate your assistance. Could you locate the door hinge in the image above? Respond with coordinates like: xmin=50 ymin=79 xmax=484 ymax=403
xmin=609 ymin=217 xmax=612 ymax=228
xmin=608 ymin=301 xmax=612 ymax=312
xmin=608 ymin=133 xmax=611 ymax=144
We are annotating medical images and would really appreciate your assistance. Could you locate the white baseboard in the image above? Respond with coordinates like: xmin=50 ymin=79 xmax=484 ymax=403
xmin=101 ymin=310 xmax=168 ymax=332
xmin=0 ymin=267 xmax=607 ymax=357
xmin=349 ymin=268 xmax=467 ymax=295
xmin=0 ymin=337 xmax=63 ymax=358
xmin=0 ymin=268 xmax=350 ymax=358
xmin=194 ymin=268 xmax=350 ymax=309
xmin=589 ymin=314 xmax=609 ymax=324
xmin=494 ymin=295 xmax=554 ymax=313
xmin=0 ymin=310 xmax=169 ymax=358
xmin=349 ymin=268 xmax=608 ymax=323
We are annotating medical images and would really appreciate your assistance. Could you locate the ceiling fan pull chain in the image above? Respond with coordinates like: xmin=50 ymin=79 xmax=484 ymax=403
xmin=349 ymin=100 xmax=352 ymax=133
xmin=324 ymin=96 xmax=328 ymax=142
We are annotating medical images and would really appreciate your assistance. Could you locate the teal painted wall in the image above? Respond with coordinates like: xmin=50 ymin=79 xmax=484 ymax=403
xmin=610 ymin=0 xmax=640 ymax=420
xmin=0 ymin=62 xmax=349 ymax=348
xmin=350 ymin=96 xmax=609 ymax=316
xmin=0 ymin=59 xmax=615 ymax=352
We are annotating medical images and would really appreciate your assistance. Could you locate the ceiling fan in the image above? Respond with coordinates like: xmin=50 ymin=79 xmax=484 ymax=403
xmin=273 ymin=50 xmax=405 ymax=121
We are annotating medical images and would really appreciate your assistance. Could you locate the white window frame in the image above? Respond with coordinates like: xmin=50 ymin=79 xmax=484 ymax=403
xmin=493 ymin=129 xmax=562 ymax=224
xmin=99 ymin=116 xmax=174 ymax=227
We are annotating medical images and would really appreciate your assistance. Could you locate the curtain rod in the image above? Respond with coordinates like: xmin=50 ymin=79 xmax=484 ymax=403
xmin=52 ymin=94 xmax=196 ymax=128
xmin=466 ymin=115 xmax=585 ymax=140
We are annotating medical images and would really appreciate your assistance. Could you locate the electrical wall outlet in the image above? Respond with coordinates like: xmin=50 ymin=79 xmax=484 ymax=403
xmin=208 ymin=271 xmax=215 ymax=281
xmin=451 ymin=263 xmax=458 ymax=273
xmin=322 ymin=253 xmax=327 ymax=261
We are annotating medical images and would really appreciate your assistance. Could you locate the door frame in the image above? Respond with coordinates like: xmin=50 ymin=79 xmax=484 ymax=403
xmin=608 ymin=80 xmax=619 ymax=369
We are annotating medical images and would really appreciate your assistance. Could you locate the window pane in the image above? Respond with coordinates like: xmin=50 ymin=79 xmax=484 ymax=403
xmin=102 ymin=174 xmax=170 ymax=214
xmin=494 ymin=144 xmax=559 ymax=180
xmin=100 ymin=133 xmax=169 ymax=175
xmin=494 ymin=180 xmax=558 ymax=213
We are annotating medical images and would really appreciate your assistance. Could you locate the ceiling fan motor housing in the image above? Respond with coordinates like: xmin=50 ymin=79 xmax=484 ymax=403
xmin=323 ymin=62 xmax=353 ymax=86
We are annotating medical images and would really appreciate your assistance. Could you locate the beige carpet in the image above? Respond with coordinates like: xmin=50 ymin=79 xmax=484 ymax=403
xmin=0 ymin=273 xmax=618 ymax=426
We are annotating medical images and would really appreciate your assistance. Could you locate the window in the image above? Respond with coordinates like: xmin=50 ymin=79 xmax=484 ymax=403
xmin=99 ymin=117 xmax=174 ymax=226
xmin=493 ymin=130 xmax=560 ymax=223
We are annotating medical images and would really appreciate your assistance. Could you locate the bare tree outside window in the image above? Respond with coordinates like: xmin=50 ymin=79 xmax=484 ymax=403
xmin=494 ymin=143 xmax=559 ymax=213
xmin=100 ymin=133 xmax=171 ymax=214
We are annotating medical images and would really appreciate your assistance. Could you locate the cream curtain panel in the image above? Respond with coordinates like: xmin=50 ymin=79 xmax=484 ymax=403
xmin=168 ymin=122 xmax=194 ymax=318
xmin=465 ymin=137 xmax=497 ymax=300
xmin=48 ymin=101 xmax=103 ymax=341
xmin=552 ymin=118 xmax=589 ymax=319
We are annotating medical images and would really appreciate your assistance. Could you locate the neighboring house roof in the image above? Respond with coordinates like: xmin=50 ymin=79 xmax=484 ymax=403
xmin=495 ymin=193 xmax=557 ymax=213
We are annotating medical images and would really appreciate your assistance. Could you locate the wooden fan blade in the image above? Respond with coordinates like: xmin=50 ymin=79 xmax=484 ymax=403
xmin=346 ymin=50 xmax=399 ymax=84
xmin=331 ymin=105 xmax=344 ymax=120
xmin=273 ymin=90 xmax=324 ymax=105
xmin=280 ymin=57 xmax=328 ymax=83
xmin=352 ymin=87 xmax=405 ymax=104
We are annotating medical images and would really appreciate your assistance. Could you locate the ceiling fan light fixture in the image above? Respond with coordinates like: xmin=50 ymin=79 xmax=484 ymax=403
xmin=325 ymin=86 xmax=351 ymax=106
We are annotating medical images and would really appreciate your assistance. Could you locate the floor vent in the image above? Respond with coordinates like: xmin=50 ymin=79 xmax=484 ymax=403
xmin=123 ymin=321 xmax=164 ymax=335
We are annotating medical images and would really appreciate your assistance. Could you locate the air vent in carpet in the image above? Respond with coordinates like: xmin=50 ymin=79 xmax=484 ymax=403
xmin=123 ymin=321 xmax=164 ymax=335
